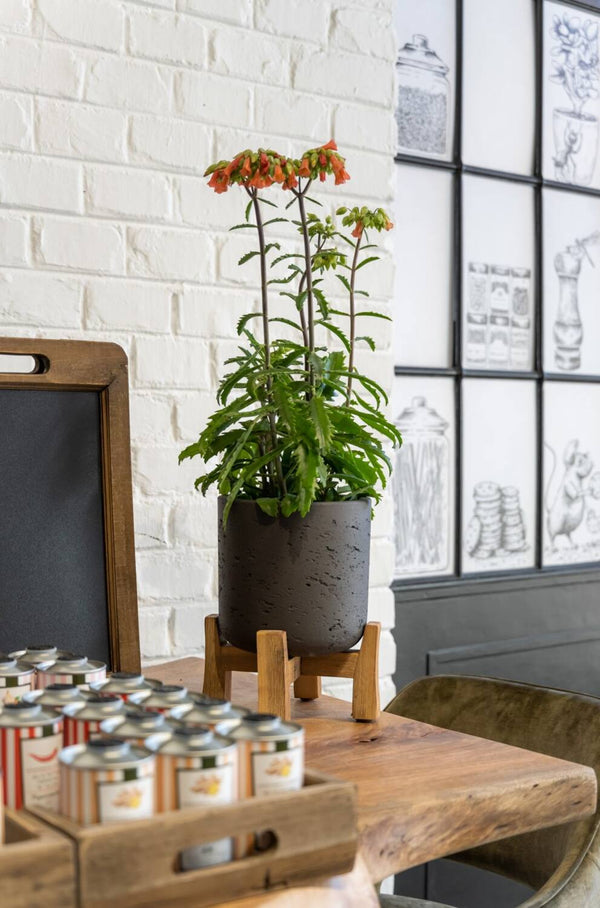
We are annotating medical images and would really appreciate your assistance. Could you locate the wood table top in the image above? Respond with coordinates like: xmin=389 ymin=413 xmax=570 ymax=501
xmin=150 ymin=657 xmax=597 ymax=903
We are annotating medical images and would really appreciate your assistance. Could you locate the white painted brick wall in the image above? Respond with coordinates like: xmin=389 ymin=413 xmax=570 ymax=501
xmin=0 ymin=0 xmax=397 ymax=700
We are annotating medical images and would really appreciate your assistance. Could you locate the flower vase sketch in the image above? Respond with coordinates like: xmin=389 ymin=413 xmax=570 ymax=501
xmin=545 ymin=440 xmax=600 ymax=558
xmin=396 ymin=34 xmax=450 ymax=156
xmin=553 ymin=231 xmax=600 ymax=370
xmin=550 ymin=13 xmax=600 ymax=185
xmin=465 ymin=482 xmax=528 ymax=563
xmin=393 ymin=396 xmax=450 ymax=576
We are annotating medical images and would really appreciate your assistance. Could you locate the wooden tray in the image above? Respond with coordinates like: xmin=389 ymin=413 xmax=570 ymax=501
xmin=0 ymin=808 xmax=76 ymax=908
xmin=30 ymin=770 xmax=357 ymax=908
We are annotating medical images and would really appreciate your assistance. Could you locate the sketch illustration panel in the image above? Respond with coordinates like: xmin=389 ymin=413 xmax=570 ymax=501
xmin=463 ymin=0 xmax=536 ymax=175
xmin=544 ymin=382 xmax=600 ymax=566
xmin=393 ymin=165 xmax=454 ymax=368
xmin=543 ymin=189 xmax=600 ymax=375
xmin=393 ymin=0 xmax=456 ymax=161
xmin=462 ymin=379 xmax=537 ymax=574
xmin=392 ymin=376 xmax=456 ymax=579
xmin=462 ymin=176 xmax=536 ymax=372
xmin=543 ymin=1 xmax=600 ymax=189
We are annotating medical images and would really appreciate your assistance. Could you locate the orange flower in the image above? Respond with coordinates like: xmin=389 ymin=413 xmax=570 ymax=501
xmin=208 ymin=170 xmax=229 ymax=193
xmin=273 ymin=163 xmax=285 ymax=183
xmin=297 ymin=158 xmax=311 ymax=177
xmin=351 ymin=222 xmax=364 ymax=238
xmin=384 ymin=218 xmax=393 ymax=231
xmin=240 ymin=156 xmax=251 ymax=177
xmin=334 ymin=168 xmax=350 ymax=185
xmin=321 ymin=139 xmax=338 ymax=151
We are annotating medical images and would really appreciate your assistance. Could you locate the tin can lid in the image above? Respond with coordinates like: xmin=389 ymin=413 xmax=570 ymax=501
xmin=63 ymin=694 xmax=124 ymax=720
xmin=228 ymin=712 xmax=304 ymax=740
xmin=60 ymin=737 xmax=153 ymax=769
xmin=46 ymin=682 xmax=79 ymax=691
xmin=0 ymin=653 xmax=34 ymax=676
xmin=0 ymin=700 xmax=59 ymax=727
xmin=191 ymin=694 xmax=228 ymax=707
xmin=147 ymin=723 xmax=235 ymax=755
xmin=396 ymin=34 xmax=449 ymax=76
xmin=111 ymin=671 xmax=143 ymax=681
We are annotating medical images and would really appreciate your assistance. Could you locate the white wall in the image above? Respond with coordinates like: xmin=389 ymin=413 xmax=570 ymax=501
xmin=0 ymin=0 xmax=397 ymax=701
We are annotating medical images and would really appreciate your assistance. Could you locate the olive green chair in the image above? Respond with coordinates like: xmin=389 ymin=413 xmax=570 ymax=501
xmin=379 ymin=675 xmax=600 ymax=908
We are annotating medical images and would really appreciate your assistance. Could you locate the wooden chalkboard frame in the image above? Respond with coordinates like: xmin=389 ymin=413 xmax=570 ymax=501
xmin=0 ymin=337 xmax=140 ymax=671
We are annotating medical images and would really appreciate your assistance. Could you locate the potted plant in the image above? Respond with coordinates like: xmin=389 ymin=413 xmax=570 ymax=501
xmin=180 ymin=141 xmax=402 ymax=656
xmin=551 ymin=13 xmax=600 ymax=185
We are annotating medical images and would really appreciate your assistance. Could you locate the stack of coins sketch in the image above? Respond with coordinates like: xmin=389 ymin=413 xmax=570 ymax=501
xmin=501 ymin=486 xmax=526 ymax=552
xmin=472 ymin=482 xmax=502 ymax=558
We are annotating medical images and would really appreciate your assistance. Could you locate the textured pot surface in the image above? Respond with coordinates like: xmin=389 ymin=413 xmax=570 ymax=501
xmin=218 ymin=498 xmax=371 ymax=656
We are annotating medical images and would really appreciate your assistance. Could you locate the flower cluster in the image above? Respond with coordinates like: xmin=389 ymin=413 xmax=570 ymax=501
xmin=296 ymin=140 xmax=350 ymax=185
xmin=204 ymin=140 xmax=350 ymax=194
xmin=336 ymin=206 xmax=394 ymax=239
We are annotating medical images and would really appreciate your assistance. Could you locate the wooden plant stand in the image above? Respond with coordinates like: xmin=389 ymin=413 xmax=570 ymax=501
xmin=203 ymin=614 xmax=380 ymax=722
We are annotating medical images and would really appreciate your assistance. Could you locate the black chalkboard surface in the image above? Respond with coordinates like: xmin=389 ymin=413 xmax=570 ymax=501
xmin=0 ymin=389 xmax=110 ymax=663
xmin=0 ymin=339 xmax=140 ymax=671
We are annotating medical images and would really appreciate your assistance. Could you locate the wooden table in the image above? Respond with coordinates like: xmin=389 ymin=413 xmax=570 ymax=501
xmin=150 ymin=658 xmax=597 ymax=906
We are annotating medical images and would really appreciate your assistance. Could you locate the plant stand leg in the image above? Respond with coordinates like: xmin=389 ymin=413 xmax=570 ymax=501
xmin=203 ymin=614 xmax=232 ymax=701
xmin=257 ymin=630 xmax=301 ymax=721
xmin=351 ymin=622 xmax=381 ymax=722
xmin=294 ymin=675 xmax=321 ymax=700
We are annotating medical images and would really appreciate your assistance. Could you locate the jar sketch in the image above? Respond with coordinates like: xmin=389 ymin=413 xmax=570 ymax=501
xmin=553 ymin=245 xmax=584 ymax=371
xmin=396 ymin=35 xmax=450 ymax=156
xmin=393 ymin=396 xmax=450 ymax=575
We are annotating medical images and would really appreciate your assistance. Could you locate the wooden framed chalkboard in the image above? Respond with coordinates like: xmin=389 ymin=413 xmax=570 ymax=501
xmin=0 ymin=338 xmax=140 ymax=671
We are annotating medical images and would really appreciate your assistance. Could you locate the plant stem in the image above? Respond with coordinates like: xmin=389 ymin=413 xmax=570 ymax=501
xmin=346 ymin=234 xmax=362 ymax=404
xmin=250 ymin=188 xmax=286 ymax=496
xmin=296 ymin=184 xmax=315 ymax=394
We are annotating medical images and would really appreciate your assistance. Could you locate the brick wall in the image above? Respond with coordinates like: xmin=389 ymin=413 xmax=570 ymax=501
xmin=0 ymin=0 xmax=397 ymax=701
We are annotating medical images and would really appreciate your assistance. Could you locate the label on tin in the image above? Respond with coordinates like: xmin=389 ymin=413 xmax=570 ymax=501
xmin=21 ymin=732 xmax=62 ymax=810
xmin=0 ymin=682 xmax=32 ymax=705
xmin=177 ymin=765 xmax=235 ymax=867
xmin=98 ymin=776 xmax=154 ymax=823
xmin=251 ymin=746 xmax=303 ymax=796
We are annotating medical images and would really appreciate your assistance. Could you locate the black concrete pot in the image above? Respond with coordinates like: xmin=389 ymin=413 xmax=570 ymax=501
xmin=218 ymin=497 xmax=371 ymax=657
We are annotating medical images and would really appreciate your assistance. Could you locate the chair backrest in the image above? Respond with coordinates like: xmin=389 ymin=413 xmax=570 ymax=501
xmin=385 ymin=676 xmax=600 ymax=896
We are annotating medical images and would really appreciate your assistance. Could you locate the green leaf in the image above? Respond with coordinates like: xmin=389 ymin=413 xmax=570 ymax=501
xmin=335 ymin=274 xmax=352 ymax=293
xmin=356 ymin=335 xmax=376 ymax=351
xmin=271 ymin=253 xmax=303 ymax=268
xmin=256 ymin=498 xmax=280 ymax=518
xmin=229 ymin=223 xmax=256 ymax=231
xmin=236 ymin=312 xmax=261 ymax=335
xmin=238 ymin=250 xmax=260 ymax=266
xmin=309 ymin=396 xmax=332 ymax=450
xmin=263 ymin=217 xmax=289 ymax=227
xmin=315 ymin=319 xmax=350 ymax=352
xmin=355 ymin=311 xmax=391 ymax=320
xmin=294 ymin=443 xmax=321 ymax=516
xmin=245 ymin=200 xmax=253 ymax=222
xmin=356 ymin=256 xmax=380 ymax=270
xmin=280 ymin=495 xmax=298 ymax=518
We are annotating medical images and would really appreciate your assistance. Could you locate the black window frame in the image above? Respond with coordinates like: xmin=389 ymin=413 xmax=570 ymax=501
xmin=393 ymin=0 xmax=600 ymax=588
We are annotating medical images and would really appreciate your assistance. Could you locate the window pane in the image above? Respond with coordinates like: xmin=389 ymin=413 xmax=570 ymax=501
xmin=462 ymin=175 xmax=535 ymax=371
xmin=544 ymin=382 xmax=600 ymax=566
xmin=393 ymin=0 xmax=456 ymax=161
xmin=543 ymin=1 xmax=600 ymax=189
xmin=543 ymin=188 xmax=600 ymax=375
xmin=393 ymin=164 xmax=454 ymax=367
xmin=392 ymin=376 xmax=456 ymax=579
xmin=462 ymin=379 xmax=537 ymax=573
xmin=462 ymin=0 xmax=536 ymax=175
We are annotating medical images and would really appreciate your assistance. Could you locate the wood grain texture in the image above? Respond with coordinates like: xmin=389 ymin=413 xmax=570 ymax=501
xmin=351 ymin=622 xmax=380 ymax=721
xmin=31 ymin=771 xmax=356 ymax=908
xmin=0 ymin=337 xmax=140 ymax=671
xmin=0 ymin=808 xmax=76 ymax=908
xmin=151 ymin=657 xmax=598 ymax=884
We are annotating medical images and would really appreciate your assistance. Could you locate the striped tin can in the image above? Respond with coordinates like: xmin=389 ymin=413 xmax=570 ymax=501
xmin=128 ymin=683 xmax=194 ymax=713
xmin=90 ymin=671 xmax=160 ymax=701
xmin=59 ymin=738 xmax=155 ymax=826
xmin=0 ymin=654 xmax=36 ymax=705
xmin=169 ymin=695 xmax=250 ymax=734
xmin=224 ymin=713 xmax=305 ymax=799
xmin=24 ymin=683 xmax=89 ymax=714
xmin=146 ymin=725 xmax=238 ymax=868
xmin=9 ymin=644 xmax=64 ymax=666
xmin=62 ymin=693 xmax=125 ymax=746
xmin=36 ymin=653 xmax=106 ymax=690
xmin=99 ymin=706 xmax=172 ymax=746
xmin=0 ymin=701 xmax=63 ymax=810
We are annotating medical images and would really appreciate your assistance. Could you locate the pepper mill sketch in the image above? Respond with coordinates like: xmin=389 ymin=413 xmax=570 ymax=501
xmin=393 ymin=396 xmax=449 ymax=575
xmin=553 ymin=245 xmax=584 ymax=371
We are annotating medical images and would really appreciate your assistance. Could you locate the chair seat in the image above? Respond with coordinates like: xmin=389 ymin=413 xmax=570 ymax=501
xmin=380 ymin=896 xmax=454 ymax=908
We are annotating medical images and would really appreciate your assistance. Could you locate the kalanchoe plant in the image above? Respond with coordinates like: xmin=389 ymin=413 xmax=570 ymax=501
xmin=180 ymin=140 xmax=402 ymax=523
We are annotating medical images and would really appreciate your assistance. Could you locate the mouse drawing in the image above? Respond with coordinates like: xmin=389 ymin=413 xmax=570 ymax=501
xmin=545 ymin=440 xmax=593 ymax=549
